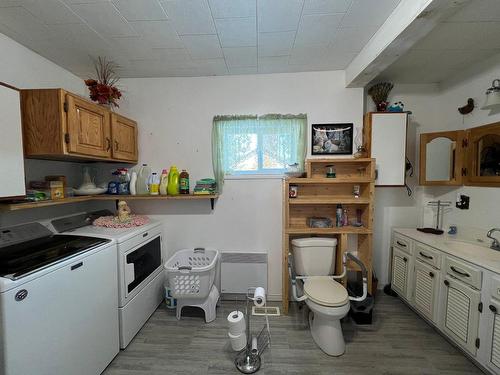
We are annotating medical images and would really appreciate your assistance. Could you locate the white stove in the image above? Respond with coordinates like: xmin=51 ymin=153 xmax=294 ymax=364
xmin=52 ymin=211 xmax=165 ymax=349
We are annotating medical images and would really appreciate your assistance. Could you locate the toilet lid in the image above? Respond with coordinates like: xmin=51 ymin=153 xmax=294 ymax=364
xmin=304 ymin=277 xmax=349 ymax=307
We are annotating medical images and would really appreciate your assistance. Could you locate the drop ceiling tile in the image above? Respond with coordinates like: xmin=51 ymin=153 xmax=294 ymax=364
xmin=294 ymin=13 xmax=343 ymax=46
xmin=303 ymin=0 xmax=351 ymax=15
xmin=414 ymin=22 xmax=500 ymax=51
xmin=70 ymin=2 xmax=138 ymax=37
xmin=208 ymin=0 xmax=256 ymax=18
xmin=151 ymin=48 xmax=196 ymax=68
xmin=161 ymin=0 xmax=216 ymax=35
xmin=194 ymin=58 xmax=228 ymax=74
xmin=128 ymin=59 xmax=199 ymax=77
xmin=321 ymin=50 xmax=356 ymax=68
xmin=330 ymin=26 xmax=378 ymax=52
xmin=258 ymin=31 xmax=295 ymax=56
xmin=181 ymin=34 xmax=223 ymax=59
xmin=229 ymin=66 xmax=257 ymax=74
xmin=47 ymin=23 xmax=111 ymax=51
xmin=108 ymin=37 xmax=157 ymax=58
xmin=258 ymin=0 xmax=303 ymax=33
xmin=63 ymin=0 xmax=109 ymax=3
xmin=215 ymin=17 xmax=256 ymax=47
xmin=340 ymin=0 xmax=400 ymax=27
xmin=289 ymin=44 xmax=327 ymax=65
xmin=258 ymin=55 xmax=290 ymax=71
xmin=129 ymin=20 xmax=183 ymax=48
xmin=447 ymin=0 xmax=500 ymax=22
xmin=19 ymin=0 xmax=83 ymax=25
xmin=223 ymin=46 xmax=257 ymax=67
xmin=0 ymin=6 xmax=50 ymax=41
xmin=112 ymin=0 xmax=168 ymax=21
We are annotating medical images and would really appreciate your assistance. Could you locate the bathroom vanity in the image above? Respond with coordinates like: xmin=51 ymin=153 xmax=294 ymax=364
xmin=391 ymin=228 xmax=500 ymax=374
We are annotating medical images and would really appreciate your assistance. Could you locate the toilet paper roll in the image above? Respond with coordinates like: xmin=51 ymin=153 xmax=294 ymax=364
xmin=251 ymin=336 xmax=258 ymax=353
xmin=227 ymin=310 xmax=246 ymax=336
xmin=253 ymin=287 xmax=266 ymax=307
xmin=228 ymin=331 xmax=247 ymax=352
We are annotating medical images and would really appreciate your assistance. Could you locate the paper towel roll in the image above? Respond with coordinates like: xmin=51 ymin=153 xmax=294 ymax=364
xmin=228 ymin=331 xmax=247 ymax=351
xmin=253 ymin=287 xmax=266 ymax=307
xmin=227 ymin=310 xmax=245 ymax=336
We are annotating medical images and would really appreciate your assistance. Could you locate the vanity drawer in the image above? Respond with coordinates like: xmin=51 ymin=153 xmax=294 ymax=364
xmin=445 ymin=256 xmax=482 ymax=290
xmin=415 ymin=242 xmax=441 ymax=269
xmin=490 ymin=276 xmax=500 ymax=302
xmin=393 ymin=233 xmax=412 ymax=255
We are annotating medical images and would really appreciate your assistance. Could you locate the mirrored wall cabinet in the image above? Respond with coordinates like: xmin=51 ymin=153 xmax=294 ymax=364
xmin=420 ymin=121 xmax=500 ymax=187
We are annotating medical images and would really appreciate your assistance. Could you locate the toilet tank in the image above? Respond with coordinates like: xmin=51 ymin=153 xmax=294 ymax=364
xmin=292 ymin=237 xmax=337 ymax=276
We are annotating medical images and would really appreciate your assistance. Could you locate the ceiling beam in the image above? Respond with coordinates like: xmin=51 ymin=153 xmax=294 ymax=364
xmin=345 ymin=0 xmax=472 ymax=88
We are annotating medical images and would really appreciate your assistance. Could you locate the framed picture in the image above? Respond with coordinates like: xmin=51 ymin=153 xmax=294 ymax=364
xmin=311 ymin=123 xmax=354 ymax=155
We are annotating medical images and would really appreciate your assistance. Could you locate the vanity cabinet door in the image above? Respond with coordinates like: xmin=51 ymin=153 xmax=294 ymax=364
xmin=486 ymin=299 xmax=500 ymax=374
xmin=441 ymin=276 xmax=481 ymax=356
xmin=392 ymin=247 xmax=412 ymax=301
xmin=414 ymin=260 xmax=439 ymax=323
xmin=466 ymin=122 xmax=500 ymax=186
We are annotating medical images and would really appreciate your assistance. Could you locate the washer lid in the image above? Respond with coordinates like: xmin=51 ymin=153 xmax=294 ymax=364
xmin=291 ymin=237 xmax=337 ymax=248
xmin=304 ymin=277 xmax=349 ymax=307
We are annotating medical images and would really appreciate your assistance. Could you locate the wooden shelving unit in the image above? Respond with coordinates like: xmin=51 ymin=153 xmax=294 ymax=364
xmin=282 ymin=158 xmax=375 ymax=314
xmin=0 ymin=194 xmax=219 ymax=211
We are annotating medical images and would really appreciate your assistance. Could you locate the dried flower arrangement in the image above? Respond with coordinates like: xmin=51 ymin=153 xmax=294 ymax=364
xmin=368 ymin=82 xmax=393 ymax=112
xmin=84 ymin=57 xmax=122 ymax=108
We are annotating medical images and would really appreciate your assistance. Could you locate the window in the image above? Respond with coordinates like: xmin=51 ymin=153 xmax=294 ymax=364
xmin=212 ymin=114 xmax=307 ymax=189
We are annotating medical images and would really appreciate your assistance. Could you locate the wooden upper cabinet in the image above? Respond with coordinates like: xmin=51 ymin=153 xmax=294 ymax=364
xmin=111 ymin=113 xmax=138 ymax=162
xmin=66 ymin=94 xmax=111 ymax=158
xmin=21 ymin=88 xmax=138 ymax=163
xmin=466 ymin=121 xmax=500 ymax=186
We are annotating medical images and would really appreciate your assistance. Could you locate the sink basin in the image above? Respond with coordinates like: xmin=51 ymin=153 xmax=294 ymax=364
xmin=444 ymin=240 xmax=489 ymax=252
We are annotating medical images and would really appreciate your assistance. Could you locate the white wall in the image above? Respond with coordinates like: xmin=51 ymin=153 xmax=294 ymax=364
xmin=119 ymin=71 xmax=364 ymax=300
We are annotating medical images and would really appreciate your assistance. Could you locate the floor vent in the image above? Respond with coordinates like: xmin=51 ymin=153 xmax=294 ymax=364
xmin=252 ymin=306 xmax=280 ymax=316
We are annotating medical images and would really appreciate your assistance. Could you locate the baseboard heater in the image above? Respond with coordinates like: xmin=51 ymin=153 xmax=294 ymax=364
xmin=220 ymin=252 xmax=267 ymax=298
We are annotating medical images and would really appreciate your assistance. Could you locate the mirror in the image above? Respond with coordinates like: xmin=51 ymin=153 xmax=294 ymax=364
xmin=426 ymin=137 xmax=455 ymax=181
xmin=419 ymin=130 xmax=464 ymax=186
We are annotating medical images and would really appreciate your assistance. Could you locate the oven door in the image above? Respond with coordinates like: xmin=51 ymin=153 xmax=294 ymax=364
xmin=121 ymin=235 xmax=162 ymax=303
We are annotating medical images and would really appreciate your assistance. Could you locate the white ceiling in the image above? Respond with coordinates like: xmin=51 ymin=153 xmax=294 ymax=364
xmin=0 ymin=0 xmax=401 ymax=78
xmin=378 ymin=0 xmax=500 ymax=84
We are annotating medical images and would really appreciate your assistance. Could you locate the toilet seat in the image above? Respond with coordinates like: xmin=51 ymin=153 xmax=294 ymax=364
xmin=304 ymin=277 xmax=349 ymax=307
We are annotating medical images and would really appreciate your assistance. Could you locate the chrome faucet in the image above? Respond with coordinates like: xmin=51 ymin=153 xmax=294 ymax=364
xmin=487 ymin=228 xmax=500 ymax=251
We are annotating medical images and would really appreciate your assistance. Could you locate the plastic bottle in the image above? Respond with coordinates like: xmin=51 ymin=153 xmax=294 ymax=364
xmin=130 ymin=171 xmax=137 ymax=195
xmin=336 ymin=204 xmax=343 ymax=227
xmin=179 ymin=169 xmax=189 ymax=195
xmin=167 ymin=166 xmax=180 ymax=196
xmin=149 ymin=173 xmax=160 ymax=195
xmin=137 ymin=164 xmax=152 ymax=195
xmin=159 ymin=169 xmax=169 ymax=196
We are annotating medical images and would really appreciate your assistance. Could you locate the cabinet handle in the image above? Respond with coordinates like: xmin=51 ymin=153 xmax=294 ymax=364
xmin=106 ymin=137 xmax=111 ymax=151
xmin=450 ymin=266 xmax=470 ymax=278
xmin=490 ymin=305 xmax=498 ymax=314
xmin=403 ymin=257 xmax=408 ymax=263
xmin=429 ymin=271 xmax=434 ymax=278
xmin=396 ymin=241 xmax=407 ymax=247
xmin=419 ymin=251 xmax=433 ymax=260
xmin=444 ymin=280 xmax=450 ymax=286
xmin=115 ymin=140 xmax=119 ymax=151
xmin=71 ymin=262 xmax=83 ymax=271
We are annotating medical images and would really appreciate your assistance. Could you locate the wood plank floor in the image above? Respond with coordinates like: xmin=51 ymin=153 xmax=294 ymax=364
xmin=103 ymin=293 xmax=484 ymax=375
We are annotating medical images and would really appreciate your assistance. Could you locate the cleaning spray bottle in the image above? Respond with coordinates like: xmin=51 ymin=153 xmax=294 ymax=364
xmin=159 ymin=169 xmax=169 ymax=196
xmin=167 ymin=166 xmax=180 ymax=196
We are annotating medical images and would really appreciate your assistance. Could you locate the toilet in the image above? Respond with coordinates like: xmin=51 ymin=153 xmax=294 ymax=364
xmin=292 ymin=237 xmax=350 ymax=356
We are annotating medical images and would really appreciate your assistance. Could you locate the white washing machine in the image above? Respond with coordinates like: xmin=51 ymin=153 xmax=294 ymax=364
xmin=52 ymin=211 xmax=165 ymax=348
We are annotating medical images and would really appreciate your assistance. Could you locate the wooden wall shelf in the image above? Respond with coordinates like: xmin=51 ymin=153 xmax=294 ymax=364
xmin=0 ymin=194 xmax=219 ymax=211
xmin=282 ymin=158 xmax=375 ymax=314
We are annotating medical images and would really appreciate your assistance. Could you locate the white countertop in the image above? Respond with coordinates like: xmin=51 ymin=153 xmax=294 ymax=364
xmin=394 ymin=227 xmax=500 ymax=275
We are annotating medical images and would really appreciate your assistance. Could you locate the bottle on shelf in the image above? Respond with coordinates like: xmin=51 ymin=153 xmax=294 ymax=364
xmin=342 ymin=208 xmax=349 ymax=226
xmin=167 ymin=166 xmax=180 ymax=196
xmin=137 ymin=164 xmax=152 ymax=195
xmin=336 ymin=204 xmax=343 ymax=227
xmin=130 ymin=171 xmax=137 ymax=195
xmin=179 ymin=169 xmax=190 ymax=195
xmin=159 ymin=169 xmax=169 ymax=196
xmin=148 ymin=172 xmax=160 ymax=195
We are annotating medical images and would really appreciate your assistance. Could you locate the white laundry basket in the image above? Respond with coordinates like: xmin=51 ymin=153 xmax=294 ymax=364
xmin=164 ymin=247 xmax=219 ymax=299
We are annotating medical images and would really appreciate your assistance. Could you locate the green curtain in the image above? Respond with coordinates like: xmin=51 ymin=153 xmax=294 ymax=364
xmin=212 ymin=114 xmax=307 ymax=192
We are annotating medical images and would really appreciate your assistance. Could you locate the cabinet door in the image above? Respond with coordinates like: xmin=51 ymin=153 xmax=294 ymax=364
xmin=466 ymin=122 xmax=500 ymax=186
xmin=111 ymin=113 xmax=138 ymax=162
xmin=442 ymin=276 xmax=481 ymax=355
xmin=66 ymin=94 xmax=111 ymax=158
xmin=414 ymin=260 xmax=439 ymax=323
xmin=0 ymin=84 xmax=25 ymax=197
xmin=392 ymin=247 xmax=411 ymax=300
xmin=487 ymin=299 xmax=500 ymax=373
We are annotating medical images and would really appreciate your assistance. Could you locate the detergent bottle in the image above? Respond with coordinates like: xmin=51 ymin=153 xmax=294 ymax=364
xmin=167 ymin=166 xmax=180 ymax=195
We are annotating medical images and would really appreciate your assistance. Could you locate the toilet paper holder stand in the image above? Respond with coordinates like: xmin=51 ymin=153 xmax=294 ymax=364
xmin=234 ymin=287 xmax=271 ymax=374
